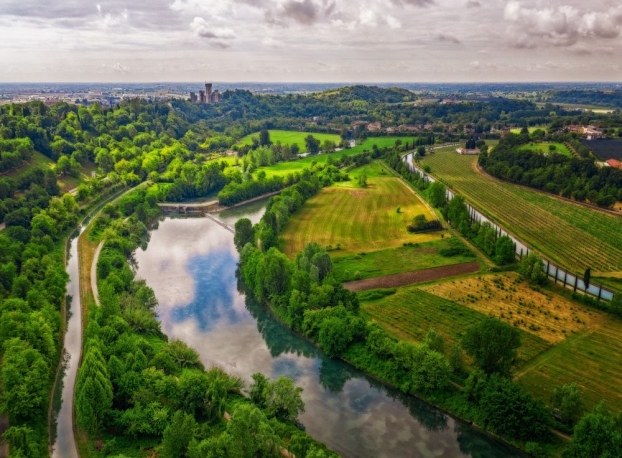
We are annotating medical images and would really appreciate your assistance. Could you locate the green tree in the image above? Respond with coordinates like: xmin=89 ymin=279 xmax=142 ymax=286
xmin=494 ymin=235 xmax=515 ymax=265
xmin=462 ymin=317 xmax=521 ymax=376
xmin=161 ymin=410 xmax=197 ymax=458
xmin=259 ymin=129 xmax=271 ymax=147
xmin=226 ymin=404 xmax=280 ymax=457
xmin=424 ymin=329 xmax=445 ymax=354
xmin=428 ymin=182 xmax=447 ymax=208
xmin=567 ymin=402 xmax=622 ymax=457
xmin=583 ymin=267 xmax=591 ymax=291
xmin=550 ymin=383 xmax=584 ymax=426
xmin=76 ymin=345 xmax=113 ymax=434
xmin=249 ymin=372 xmax=270 ymax=408
xmin=357 ymin=172 xmax=368 ymax=188
xmin=263 ymin=376 xmax=306 ymax=422
xmin=234 ymin=218 xmax=255 ymax=251
xmin=417 ymin=145 xmax=426 ymax=157
xmin=305 ymin=135 xmax=320 ymax=154
xmin=518 ymin=253 xmax=548 ymax=285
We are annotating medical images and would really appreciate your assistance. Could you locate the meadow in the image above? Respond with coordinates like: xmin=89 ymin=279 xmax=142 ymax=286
xmin=331 ymin=238 xmax=477 ymax=282
xmin=280 ymin=162 xmax=444 ymax=256
xmin=516 ymin=317 xmax=622 ymax=411
xmin=517 ymin=142 xmax=573 ymax=158
xmin=238 ymin=130 xmax=341 ymax=152
xmin=420 ymin=147 xmax=622 ymax=274
xmin=361 ymin=286 xmax=550 ymax=364
xmin=257 ymin=136 xmax=415 ymax=177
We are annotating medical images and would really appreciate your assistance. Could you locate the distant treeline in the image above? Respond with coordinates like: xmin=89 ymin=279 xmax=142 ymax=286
xmin=548 ymin=90 xmax=622 ymax=109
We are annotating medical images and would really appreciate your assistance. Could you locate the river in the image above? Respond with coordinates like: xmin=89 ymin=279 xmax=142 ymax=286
xmin=51 ymin=227 xmax=84 ymax=458
xmin=134 ymin=200 xmax=524 ymax=458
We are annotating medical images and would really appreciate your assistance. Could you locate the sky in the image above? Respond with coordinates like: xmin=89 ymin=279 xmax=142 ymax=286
xmin=1 ymin=0 xmax=622 ymax=82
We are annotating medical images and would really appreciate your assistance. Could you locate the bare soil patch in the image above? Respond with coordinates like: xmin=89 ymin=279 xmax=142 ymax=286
xmin=344 ymin=262 xmax=480 ymax=292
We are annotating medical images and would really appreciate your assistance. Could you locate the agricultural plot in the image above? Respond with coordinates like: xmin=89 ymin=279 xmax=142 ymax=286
xmin=517 ymin=142 xmax=573 ymax=158
xmin=420 ymin=148 xmax=622 ymax=274
xmin=258 ymin=136 xmax=415 ymax=177
xmin=516 ymin=318 xmax=622 ymax=411
xmin=238 ymin=130 xmax=340 ymax=152
xmin=509 ymin=125 xmax=548 ymax=134
xmin=280 ymin=163 xmax=445 ymax=256
xmin=419 ymin=273 xmax=604 ymax=344
xmin=361 ymin=287 xmax=550 ymax=364
xmin=332 ymin=238 xmax=477 ymax=282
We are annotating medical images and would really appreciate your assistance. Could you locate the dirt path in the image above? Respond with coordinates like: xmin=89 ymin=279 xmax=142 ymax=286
xmin=344 ymin=262 xmax=480 ymax=292
xmin=91 ymin=241 xmax=104 ymax=306
xmin=0 ymin=408 xmax=8 ymax=458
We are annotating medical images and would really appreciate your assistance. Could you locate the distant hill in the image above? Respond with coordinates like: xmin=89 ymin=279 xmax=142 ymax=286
xmin=317 ymin=85 xmax=416 ymax=104
xmin=548 ymin=90 xmax=622 ymax=109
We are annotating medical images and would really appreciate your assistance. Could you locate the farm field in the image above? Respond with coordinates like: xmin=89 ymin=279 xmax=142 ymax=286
xmin=361 ymin=286 xmax=550 ymax=364
xmin=510 ymin=125 xmax=548 ymax=134
xmin=280 ymin=163 xmax=445 ymax=256
xmin=257 ymin=136 xmax=415 ymax=177
xmin=516 ymin=317 xmax=622 ymax=411
xmin=238 ymin=130 xmax=341 ymax=152
xmin=331 ymin=238 xmax=477 ymax=282
xmin=419 ymin=272 xmax=605 ymax=344
xmin=517 ymin=142 xmax=573 ymax=158
xmin=420 ymin=147 xmax=622 ymax=274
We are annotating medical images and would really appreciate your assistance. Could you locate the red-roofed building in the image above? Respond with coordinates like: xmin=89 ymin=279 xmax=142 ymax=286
xmin=606 ymin=159 xmax=622 ymax=170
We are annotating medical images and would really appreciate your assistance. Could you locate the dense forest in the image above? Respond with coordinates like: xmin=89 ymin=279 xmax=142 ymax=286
xmin=548 ymin=90 xmax=622 ymax=109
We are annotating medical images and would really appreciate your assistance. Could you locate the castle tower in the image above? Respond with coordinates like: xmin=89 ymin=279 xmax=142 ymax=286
xmin=205 ymin=83 xmax=213 ymax=104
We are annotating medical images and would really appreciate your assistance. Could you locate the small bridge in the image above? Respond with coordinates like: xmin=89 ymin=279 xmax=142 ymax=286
xmin=205 ymin=214 xmax=234 ymax=233
xmin=158 ymin=199 xmax=220 ymax=214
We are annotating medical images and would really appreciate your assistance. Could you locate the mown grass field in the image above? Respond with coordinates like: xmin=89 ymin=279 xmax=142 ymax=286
xmin=361 ymin=286 xmax=550 ymax=364
xmin=257 ymin=136 xmax=415 ymax=177
xmin=331 ymin=238 xmax=477 ymax=282
xmin=509 ymin=125 xmax=548 ymax=134
xmin=517 ymin=142 xmax=573 ymax=158
xmin=238 ymin=130 xmax=341 ymax=152
xmin=280 ymin=163 xmax=444 ymax=256
xmin=516 ymin=317 xmax=622 ymax=411
xmin=420 ymin=147 xmax=622 ymax=274
xmin=420 ymin=272 xmax=605 ymax=344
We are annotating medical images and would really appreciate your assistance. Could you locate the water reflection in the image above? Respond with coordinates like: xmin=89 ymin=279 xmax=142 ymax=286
xmin=134 ymin=203 xmax=524 ymax=458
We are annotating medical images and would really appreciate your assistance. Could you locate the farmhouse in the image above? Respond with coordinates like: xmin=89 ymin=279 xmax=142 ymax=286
xmin=606 ymin=159 xmax=622 ymax=170
xmin=367 ymin=122 xmax=382 ymax=132
xmin=456 ymin=148 xmax=480 ymax=155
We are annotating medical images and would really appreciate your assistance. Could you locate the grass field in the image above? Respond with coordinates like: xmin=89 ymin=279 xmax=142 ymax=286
xmin=517 ymin=142 xmax=573 ymax=158
xmin=420 ymin=273 xmax=604 ymax=344
xmin=516 ymin=318 xmax=622 ymax=411
xmin=238 ymin=130 xmax=341 ymax=153
xmin=280 ymin=163 xmax=445 ymax=256
xmin=420 ymin=148 xmax=622 ymax=274
xmin=510 ymin=125 xmax=548 ymax=134
xmin=257 ymin=136 xmax=415 ymax=177
xmin=361 ymin=286 xmax=550 ymax=364
xmin=331 ymin=238 xmax=477 ymax=282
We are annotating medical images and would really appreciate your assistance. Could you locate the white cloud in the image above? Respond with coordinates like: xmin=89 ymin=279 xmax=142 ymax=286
xmin=386 ymin=16 xmax=402 ymax=29
xmin=504 ymin=2 xmax=622 ymax=47
xmin=190 ymin=16 xmax=236 ymax=39
xmin=112 ymin=62 xmax=129 ymax=73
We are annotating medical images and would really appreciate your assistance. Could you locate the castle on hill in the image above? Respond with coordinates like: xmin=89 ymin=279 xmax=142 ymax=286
xmin=190 ymin=83 xmax=221 ymax=104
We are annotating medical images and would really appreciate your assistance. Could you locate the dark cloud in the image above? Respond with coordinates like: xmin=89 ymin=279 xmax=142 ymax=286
xmin=282 ymin=0 xmax=319 ymax=25
xmin=390 ymin=0 xmax=434 ymax=7
xmin=466 ymin=1 xmax=480 ymax=8
xmin=0 ymin=0 xmax=183 ymax=30
xmin=437 ymin=33 xmax=461 ymax=44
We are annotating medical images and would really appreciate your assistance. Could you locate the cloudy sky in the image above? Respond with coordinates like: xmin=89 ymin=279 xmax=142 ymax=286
xmin=1 ymin=0 xmax=621 ymax=82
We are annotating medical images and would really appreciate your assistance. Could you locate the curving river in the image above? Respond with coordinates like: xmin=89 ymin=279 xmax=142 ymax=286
xmin=134 ymin=200 xmax=524 ymax=458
